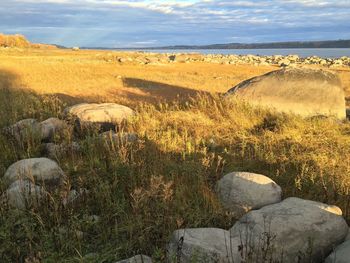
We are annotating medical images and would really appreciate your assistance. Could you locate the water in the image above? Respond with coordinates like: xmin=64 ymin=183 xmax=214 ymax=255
xmin=132 ymin=48 xmax=350 ymax=58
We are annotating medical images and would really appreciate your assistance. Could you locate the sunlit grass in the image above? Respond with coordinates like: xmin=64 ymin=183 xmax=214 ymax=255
xmin=0 ymin=48 xmax=350 ymax=262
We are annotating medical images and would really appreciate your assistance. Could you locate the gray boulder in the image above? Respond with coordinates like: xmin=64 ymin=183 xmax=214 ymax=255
xmin=65 ymin=103 xmax=135 ymax=128
xmin=325 ymin=239 xmax=350 ymax=263
xmin=227 ymin=68 xmax=346 ymax=119
xmin=3 ymin=118 xmax=41 ymax=141
xmin=167 ymin=228 xmax=233 ymax=263
xmin=43 ymin=142 xmax=80 ymax=159
xmin=229 ymin=197 xmax=348 ymax=262
xmin=3 ymin=180 xmax=47 ymax=209
xmin=116 ymin=255 xmax=152 ymax=263
xmin=39 ymin=117 xmax=67 ymax=142
xmin=4 ymin=157 xmax=65 ymax=188
xmin=216 ymin=172 xmax=282 ymax=215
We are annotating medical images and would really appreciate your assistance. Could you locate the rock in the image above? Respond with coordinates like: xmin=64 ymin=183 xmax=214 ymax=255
xmin=287 ymin=55 xmax=299 ymax=62
xmin=42 ymin=142 xmax=80 ymax=159
xmin=325 ymin=239 xmax=350 ymax=263
xmin=4 ymin=118 xmax=68 ymax=142
xmin=346 ymin=227 xmax=350 ymax=241
xmin=278 ymin=59 xmax=291 ymax=67
xmin=115 ymin=255 xmax=152 ymax=263
xmin=216 ymin=172 xmax=282 ymax=215
xmin=3 ymin=118 xmax=41 ymax=141
xmin=167 ymin=228 xmax=233 ymax=262
xmin=39 ymin=117 xmax=67 ymax=142
xmin=227 ymin=68 xmax=346 ymax=119
xmin=4 ymin=158 xmax=65 ymax=188
xmin=3 ymin=180 xmax=47 ymax=209
xmin=65 ymin=103 xmax=135 ymax=130
xmin=229 ymin=197 xmax=348 ymax=262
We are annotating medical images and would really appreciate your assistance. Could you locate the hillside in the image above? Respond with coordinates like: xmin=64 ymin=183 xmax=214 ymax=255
xmin=0 ymin=33 xmax=57 ymax=49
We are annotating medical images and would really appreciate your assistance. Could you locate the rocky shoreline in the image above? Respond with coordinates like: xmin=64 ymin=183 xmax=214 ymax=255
xmin=112 ymin=52 xmax=350 ymax=68
xmin=1 ymin=46 xmax=349 ymax=68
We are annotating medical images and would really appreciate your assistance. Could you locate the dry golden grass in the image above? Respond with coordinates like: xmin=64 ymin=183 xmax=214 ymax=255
xmin=0 ymin=48 xmax=350 ymax=262
xmin=1 ymin=48 xmax=349 ymax=106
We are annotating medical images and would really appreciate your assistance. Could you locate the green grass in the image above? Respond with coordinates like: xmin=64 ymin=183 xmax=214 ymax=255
xmin=1 ymin=88 xmax=350 ymax=262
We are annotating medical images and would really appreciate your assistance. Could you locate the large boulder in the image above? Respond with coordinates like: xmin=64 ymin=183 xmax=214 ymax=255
xmin=216 ymin=172 xmax=282 ymax=215
xmin=226 ymin=68 xmax=346 ymax=119
xmin=4 ymin=158 xmax=65 ymax=188
xmin=2 ymin=180 xmax=47 ymax=209
xmin=64 ymin=103 xmax=135 ymax=129
xmin=167 ymin=228 xmax=233 ymax=262
xmin=115 ymin=255 xmax=152 ymax=263
xmin=229 ymin=197 xmax=348 ymax=262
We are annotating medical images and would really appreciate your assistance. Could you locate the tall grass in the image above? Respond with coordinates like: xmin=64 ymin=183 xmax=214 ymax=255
xmin=0 ymin=88 xmax=349 ymax=262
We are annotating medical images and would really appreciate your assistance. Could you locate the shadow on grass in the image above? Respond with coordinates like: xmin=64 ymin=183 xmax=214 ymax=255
xmin=119 ymin=77 xmax=211 ymax=103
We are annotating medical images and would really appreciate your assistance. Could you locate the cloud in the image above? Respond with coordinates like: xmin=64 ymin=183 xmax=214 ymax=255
xmin=1 ymin=0 xmax=349 ymax=47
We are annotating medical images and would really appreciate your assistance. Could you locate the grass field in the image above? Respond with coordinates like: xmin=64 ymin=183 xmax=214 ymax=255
xmin=0 ymin=48 xmax=350 ymax=262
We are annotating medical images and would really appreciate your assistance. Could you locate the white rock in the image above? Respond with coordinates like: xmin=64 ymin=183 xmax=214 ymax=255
xmin=3 ymin=180 xmax=47 ymax=209
xmin=65 ymin=103 xmax=135 ymax=126
xmin=227 ymin=68 xmax=346 ymax=119
xmin=167 ymin=228 xmax=233 ymax=263
xmin=216 ymin=172 xmax=282 ymax=215
xmin=278 ymin=59 xmax=291 ymax=67
xmin=115 ymin=255 xmax=152 ymax=263
xmin=4 ymin=158 xmax=65 ymax=188
xmin=229 ymin=197 xmax=348 ymax=262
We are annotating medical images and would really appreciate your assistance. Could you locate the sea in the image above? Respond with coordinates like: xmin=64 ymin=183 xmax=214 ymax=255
xmin=130 ymin=48 xmax=350 ymax=58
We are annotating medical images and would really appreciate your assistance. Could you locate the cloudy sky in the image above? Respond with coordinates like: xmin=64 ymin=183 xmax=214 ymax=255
xmin=0 ymin=0 xmax=349 ymax=47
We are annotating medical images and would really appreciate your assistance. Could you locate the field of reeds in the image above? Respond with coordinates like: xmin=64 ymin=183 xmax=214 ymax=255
xmin=0 ymin=48 xmax=350 ymax=262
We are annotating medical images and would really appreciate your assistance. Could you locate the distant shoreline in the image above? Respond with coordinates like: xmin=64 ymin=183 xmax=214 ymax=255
xmin=83 ymin=39 xmax=350 ymax=51
xmin=79 ymin=48 xmax=350 ymax=59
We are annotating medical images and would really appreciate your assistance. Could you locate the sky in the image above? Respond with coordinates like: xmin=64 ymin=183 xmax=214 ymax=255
xmin=0 ymin=0 xmax=350 ymax=47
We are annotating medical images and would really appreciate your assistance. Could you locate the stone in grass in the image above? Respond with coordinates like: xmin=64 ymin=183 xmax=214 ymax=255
xmin=3 ymin=180 xmax=47 ymax=209
xmin=42 ymin=142 xmax=80 ymax=159
xmin=4 ymin=157 xmax=65 ymax=188
xmin=167 ymin=228 xmax=233 ymax=263
xmin=115 ymin=255 xmax=152 ymax=263
xmin=3 ymin=118 xmax=41 ymax=141
xmin=39 ymin=117 xmax=68 ymax=142
xmin=64 ymin=103 xmax=136 ymax=131
xmin=229 ymin=197 xmax=348 ymax=263
xmin=216 ymin=172 xmax=282 ymax=215
xmin=226 ymin=68 xmax=346 ymax=119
